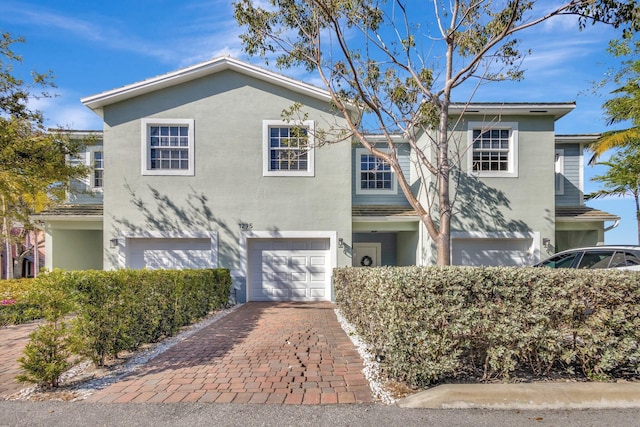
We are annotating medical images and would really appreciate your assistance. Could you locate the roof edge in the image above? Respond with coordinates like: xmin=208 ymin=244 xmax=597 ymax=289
xmin=449 ymin=102 xmax=576 ymax=120
xmin=81 ymin=57 xmax=339 ymax=113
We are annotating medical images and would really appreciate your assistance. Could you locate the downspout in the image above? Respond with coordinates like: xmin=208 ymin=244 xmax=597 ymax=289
xmin=604 ymin=220 xmax=620 ymax=232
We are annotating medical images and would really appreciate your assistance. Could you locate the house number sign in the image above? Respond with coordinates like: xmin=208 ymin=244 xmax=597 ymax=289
xmin=238 ymin=222 xmax=253 ymax=231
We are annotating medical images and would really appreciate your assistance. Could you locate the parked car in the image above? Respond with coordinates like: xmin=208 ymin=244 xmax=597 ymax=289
xmin=535 ymin=246 xmax=640 ymax=269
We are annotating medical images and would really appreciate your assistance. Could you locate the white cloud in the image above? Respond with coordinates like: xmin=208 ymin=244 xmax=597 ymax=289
xmin=28 ymin=90 xmax=102 ymax=130
xmin=0 ymin=0 xmax=244 ymax=67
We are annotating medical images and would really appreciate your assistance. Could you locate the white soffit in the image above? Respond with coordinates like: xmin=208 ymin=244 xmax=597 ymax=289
xmin=449 ymin=102 xmax=576 ymax=120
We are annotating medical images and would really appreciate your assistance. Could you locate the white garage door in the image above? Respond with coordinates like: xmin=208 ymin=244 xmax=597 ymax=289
xmin=452 ymin=238 xmax=533 ymax=266
xmin=128 ymin=238 xmax=214 ymax=269
xmin=248 ymin=238 xmax=331 ymax=301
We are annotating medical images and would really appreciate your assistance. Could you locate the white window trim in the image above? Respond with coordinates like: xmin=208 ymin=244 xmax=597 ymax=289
xmin=555 ymin=149 xmax=564 ymax=195
xmin=467 ymin=121 xmax=519 ymax=178
xmin=355 ymin=148 xmax=398 ymax=195
xmin=141 ymin=118 xmax=195 ymax=176
xmin=263 ymin=120 xmax=315 ymax=177
xmin=84 ymin=145 xmax=104 ymax=192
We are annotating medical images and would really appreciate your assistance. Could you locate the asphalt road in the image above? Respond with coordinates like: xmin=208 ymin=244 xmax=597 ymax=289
xmin=1 ymin=402 xmax=639 ymax=427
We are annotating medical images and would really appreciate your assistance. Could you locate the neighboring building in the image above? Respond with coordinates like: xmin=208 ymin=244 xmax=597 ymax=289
xmin=0 ymin=228 xmax=45 ymax=279
xmin=33 ymin=57 xmax=618 ymax=301
xmin=34 ymin=131 xmax=104 ymax=272
xmin=554 ymin=135 xmax=619 ymax=251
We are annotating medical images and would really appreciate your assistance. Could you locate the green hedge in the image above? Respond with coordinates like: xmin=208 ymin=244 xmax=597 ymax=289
xmin=334 ymin=266 xmax=640 ymax=387
xmin=68 ymin=269 xmax=231 ymax=366
xmin=0 ymin=278 xmax=43 ymax=325
xmin=14 ymin=268 xmax=230 ymax=375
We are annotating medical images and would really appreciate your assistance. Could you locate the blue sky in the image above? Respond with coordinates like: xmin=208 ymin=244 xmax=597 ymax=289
xmin=0 ymin=0 xmax=636 ymax=245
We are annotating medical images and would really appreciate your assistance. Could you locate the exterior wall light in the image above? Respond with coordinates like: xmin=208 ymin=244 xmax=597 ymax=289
xmin=110 ymin=238 xmax=119 ymax=248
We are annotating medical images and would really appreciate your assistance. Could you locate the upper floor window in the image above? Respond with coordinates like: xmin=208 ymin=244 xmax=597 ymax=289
xmin=468 ymin=122 xmax=518 ymax=177
xmin=141 ymin=118 xmax=194 ymax=176
xmin=355 ymin=148 xmax=397 ymax=195
xmin=555 ymin=149 xmax=564 ymax=195
xmin=93 ymin=151 xmax=104 ymax=189
xmin=263 ymin=120 xmax=314 ymax=177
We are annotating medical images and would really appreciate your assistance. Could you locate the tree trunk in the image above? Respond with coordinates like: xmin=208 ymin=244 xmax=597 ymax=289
xmin=635 ymin=194 xmax=640 ymax=245
xmin=1 ymin=195 xmax=13 ymax=280
xmin=33 ymin=229 xmax=39 ymax=278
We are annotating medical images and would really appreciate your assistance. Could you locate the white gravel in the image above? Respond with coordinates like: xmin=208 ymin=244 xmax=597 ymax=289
xmin=334 ymin=308 xmax=396 ymax=405
xmin=10 ymin=303 xmax=395 ymax=404
xmin=9 ymin=304 xmax=242 ymax=401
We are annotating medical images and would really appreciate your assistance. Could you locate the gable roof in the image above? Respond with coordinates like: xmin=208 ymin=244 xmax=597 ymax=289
xmin=81 ymin=57 xmax=337 ymax=117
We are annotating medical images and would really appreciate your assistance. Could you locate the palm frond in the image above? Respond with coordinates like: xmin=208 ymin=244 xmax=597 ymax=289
xmin=585 ymin=186 xmax=631 ymax=200
xmin=586 ymin=127 xmax=640 ymax=165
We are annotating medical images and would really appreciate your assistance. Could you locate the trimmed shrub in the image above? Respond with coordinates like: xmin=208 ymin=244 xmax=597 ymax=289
xmin=334 ymin=266 xmax=640 ymax=387
xmin=0 ymin=278 xmax=42 ymax=326
xmin=16 ymin=268 xmax=231 ymax=386
xmin=70 ymin=268 xmax=231 ymax=366
xmin=16 ymin=320 xmax=74 ymax=388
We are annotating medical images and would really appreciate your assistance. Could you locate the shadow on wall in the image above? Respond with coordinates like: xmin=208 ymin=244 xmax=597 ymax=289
xmin=107 ymin=183 xmax=252 ymax=301
xmin=452 ymin=172 xmax=540 ymax=232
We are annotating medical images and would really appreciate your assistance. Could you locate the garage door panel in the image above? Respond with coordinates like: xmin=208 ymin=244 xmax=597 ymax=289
xmin=291 ymin=288 xmax=308 ymax=298
xmin=452 ymin=238 xmax=532 ymax=267
xmin=310 ymin=256 xmax=326 ymax=266
xmin=310 ymin=271 xmax=326 ymax=282
xmin=291 ymin=256 xmax=307 ymax=265
xmin=309 ymin=288 xmax=326 ymax=298
xmin=291 ymin=272 xmax=307 ymax=281
xmin=249 ymin=239 xmax=331 ymax=301
xmin=128 ymin=238 xmax=213 ymax=270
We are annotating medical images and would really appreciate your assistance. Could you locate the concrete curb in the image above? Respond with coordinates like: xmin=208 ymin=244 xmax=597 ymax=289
xmin=396 ymin=382 xmax=640 ymax=409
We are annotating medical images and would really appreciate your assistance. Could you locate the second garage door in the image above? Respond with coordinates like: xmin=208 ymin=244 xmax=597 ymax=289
xmin=248 ymin=238 xmax=331 ymax=301
xmin=127 ymin=237 xmax=214 ymax=270
xmin=451 ymin=237 xmax=534 ymax=266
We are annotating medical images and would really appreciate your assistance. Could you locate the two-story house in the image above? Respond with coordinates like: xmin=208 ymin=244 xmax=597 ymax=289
xmin=34 ymin=57 xmax=618 ymax=302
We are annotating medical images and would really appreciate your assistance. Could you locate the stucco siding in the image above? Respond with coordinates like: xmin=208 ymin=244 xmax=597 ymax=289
xmin=49 ymin=229 xmax=103 ymax=270
xmin=100 ymin=70 xmax=352 ymax=273
xmin=421 ymin=114 xmax=558 ymax=263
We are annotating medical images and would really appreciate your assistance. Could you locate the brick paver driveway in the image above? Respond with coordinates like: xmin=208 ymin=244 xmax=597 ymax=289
xmin=88 ymin=302 xmax=374 ymax=404
xmin=0 ymin=322 xmax=42 ymax=397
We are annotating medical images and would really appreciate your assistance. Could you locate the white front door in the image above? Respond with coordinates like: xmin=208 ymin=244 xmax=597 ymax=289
xmin=352 ymin=242 xmax=381 ymax=267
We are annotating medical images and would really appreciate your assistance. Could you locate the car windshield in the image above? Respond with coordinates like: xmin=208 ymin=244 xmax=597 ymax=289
xmin=540 ymin=252 xmax=580 ymax=268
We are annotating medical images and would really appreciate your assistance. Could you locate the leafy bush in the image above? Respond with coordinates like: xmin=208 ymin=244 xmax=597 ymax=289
xmin=70 ymin=268 xmax=231 ymax=366
xmin=16 ymin=268 xmax=231 ymax=386
xmin=334 ymin=266 xmax=640 ymax=387
xmin=16 ymin=320 xmax=74 ymax=388
xmin=0 ymin=278 xmax=42 ymax=325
